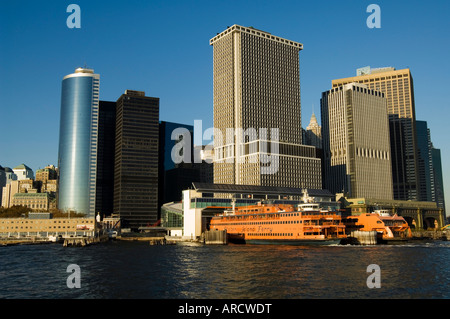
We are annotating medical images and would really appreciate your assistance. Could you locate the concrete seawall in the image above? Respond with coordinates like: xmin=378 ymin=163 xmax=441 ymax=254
xmin=411 ymin=230 xmax=448 ymax=240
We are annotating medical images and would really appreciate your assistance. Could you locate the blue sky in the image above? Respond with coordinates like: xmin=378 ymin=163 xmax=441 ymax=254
xmin=1 ymin=0 xmax=449 ymax=215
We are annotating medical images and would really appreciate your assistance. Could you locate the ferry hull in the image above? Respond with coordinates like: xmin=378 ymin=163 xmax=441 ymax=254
xmin=244 ymin=238 xmax=342 ymax=246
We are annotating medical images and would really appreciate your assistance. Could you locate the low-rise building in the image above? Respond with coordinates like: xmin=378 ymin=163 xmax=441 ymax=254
xmin=13 ymin=164 xmax=34 ymax=181
xmin=35 ymin=165 xmax=58 ymax=182
xmin=11 ymin=192 xmax=56 ymax=211
xmin=0 ymin=214 xmax=96 ymax=237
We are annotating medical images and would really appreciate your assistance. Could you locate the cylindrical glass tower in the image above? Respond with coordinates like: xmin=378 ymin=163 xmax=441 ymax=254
xmin=58 ymin=68 xmax=100 ymax=217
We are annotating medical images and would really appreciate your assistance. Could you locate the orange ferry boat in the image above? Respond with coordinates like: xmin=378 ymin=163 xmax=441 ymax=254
xmin=209 ymin=201 xmax=346 ymax=245
xmin=343 ymin=210 xmax=412 ymax=243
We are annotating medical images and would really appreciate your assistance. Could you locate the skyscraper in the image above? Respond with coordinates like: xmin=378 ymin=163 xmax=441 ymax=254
xmin=332 ymin=67 xmax=420 ymax=201
xmin=416 ymin=120 xmax=433 ymax=202
xmin=305 ymin=113 xmax=322 ymax=149
xmin=210 ymin=25 xmax=321 ymax=189
xmin=58 ymin=67 xmax=100 ymax=217
xmin=431 ymin=147 xmax=445 ymax=213
xmin=114 ymin=90 xmax=159 ymax=230
xmin=158 ymin=121 xmax=199 ymax=206
xmin=0 ymin=166 xmax=5 ymax=207
xmin=321 ymin=83 xmax=393 ymax=199
xmin=95 ymin=100 xmax=117 ymax=217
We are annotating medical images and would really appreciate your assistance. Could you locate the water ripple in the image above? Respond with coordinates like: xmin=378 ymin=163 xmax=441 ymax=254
xmin=0 ymin=241 xmax=449 ymax=299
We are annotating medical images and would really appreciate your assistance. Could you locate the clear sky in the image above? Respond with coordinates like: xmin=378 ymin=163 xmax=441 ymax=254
xmin=1 ymin=0 xmax=449 ymax=215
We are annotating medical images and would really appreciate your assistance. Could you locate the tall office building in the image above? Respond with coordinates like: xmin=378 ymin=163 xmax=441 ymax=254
xmin=0 ymin=166 xmax=5 ymax=207
xmin=431 ymin=147 xmax=445 ymax=213
xmin=58 ymin=67 xmax=100 ymax=217
xmin=95 ymin=100 xmax=117 ymax=217
xmin=321 ymin=83 xmax=393 ymax=199
xmin=416 ymin=120 xmax=433 ymax=202
xmin=158 ymin=121 xmax=205 ymax=206
xmin=415 ymin=121 xmax=445 ymax=212
xmin=210 ymin=25 xmax=321 ymax=189
xmin=305 ymin=113 xmax=322 ymax=149
xmin=332 ymin=67 xmax=420 ymax=201
xmin=114 ymin=90 xmax=159 ymax=230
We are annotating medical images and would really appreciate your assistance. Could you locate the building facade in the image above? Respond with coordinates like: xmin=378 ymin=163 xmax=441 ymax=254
xmin=11 ymin=192 xmax=56 ymax=211
xmin=35 ymin=165 xmax=58 ymax=182
xmin=159 ymin=121 xmax=194 ymax=206
xmin=0 ymin=215 xmax=96 ymax=237
xmin=305 ymin=113 xmax=322 ymax=149
xmin=431 ymin=147 xmax=445 ymax=214
xmin=57 ymin=67 xmax=100 ymax=217
xmin=210 ymin=25 xmax=321 ymax=189
xmin=321 ymin=83 xmax=393 ymax=199
xmin=415 ymin=121 xmax=433 ymax=202
xmin=331 ymin=67 xmax=420 ymax=201
xmin=1 ymin=180 xmax=19 ymax=208
xmin=13 ymin=164 xmax=34 ymax=181
xmin=0 ymin=166 xmax=5 ymax=207
xmin=114 ymin=90 xmax=160 ymax=230
xmin=95 ymin=100 xmax=117 ymax=217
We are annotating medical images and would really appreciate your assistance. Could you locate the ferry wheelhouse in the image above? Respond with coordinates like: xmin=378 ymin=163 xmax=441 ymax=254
xmin=209 ymin=201 xmax=346 ymax=245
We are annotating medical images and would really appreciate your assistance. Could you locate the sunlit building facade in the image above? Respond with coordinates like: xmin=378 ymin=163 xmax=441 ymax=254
xmin=321 ymin=83 xmax=393 ymax=199
xmin=210 ymin=25 xmax=321 ymax=189
xmin=332 ymin=67 xmax=420 ymax=201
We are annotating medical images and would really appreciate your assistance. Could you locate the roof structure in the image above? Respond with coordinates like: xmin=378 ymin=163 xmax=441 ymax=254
xmin=191 ymin=182 xmax=333 ymax=198
xmin=13 ymin=164 xmax=32 ymax=170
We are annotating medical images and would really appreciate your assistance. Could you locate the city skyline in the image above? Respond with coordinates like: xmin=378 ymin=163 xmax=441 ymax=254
xmin=1 ymin=1 xmax=449 ymax=215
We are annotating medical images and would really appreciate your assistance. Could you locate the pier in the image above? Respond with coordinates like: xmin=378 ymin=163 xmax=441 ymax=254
xmin=203 ymin=230 xmax=228 ymax=245
xmin=63 ymin=234 xmax=108 ymax=247
xmin=63 ymin=237 xmax=94 ymax=247
xmin=0 ymin=238 xmax=52 ymax=246
xmin=117 ymin=235 xmax=177 ymax=245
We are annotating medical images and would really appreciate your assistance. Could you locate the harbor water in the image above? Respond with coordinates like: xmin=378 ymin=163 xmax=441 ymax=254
xmin=0 ymin=240 xmax=449 ymax=299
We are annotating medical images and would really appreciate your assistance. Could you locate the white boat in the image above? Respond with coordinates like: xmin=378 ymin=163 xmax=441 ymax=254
xmin=48 ymin=235 xmax=62 ymax=242
xmin=107 ymin=230 xmax=118 ymax=239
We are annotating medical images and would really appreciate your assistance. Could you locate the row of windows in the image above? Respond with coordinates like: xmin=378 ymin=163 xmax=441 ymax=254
xmin=1 ymin=220 xmax=93 ymax=224
xmin=2 ymin=226 xmax=78 ymax=230
xmin=248 ymin=232 xmax=294 ymax=237
xmin=12 ymin=203 xmax=48 ymax=209
xmin=216 ymin=220 xmax=304 ymax=226
xmin=223 ymin=231 xmax=324 ymax=237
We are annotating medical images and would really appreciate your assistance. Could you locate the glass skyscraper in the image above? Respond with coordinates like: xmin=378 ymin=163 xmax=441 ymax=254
xmin=58 ymin=67 xmax=100 ymax=217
